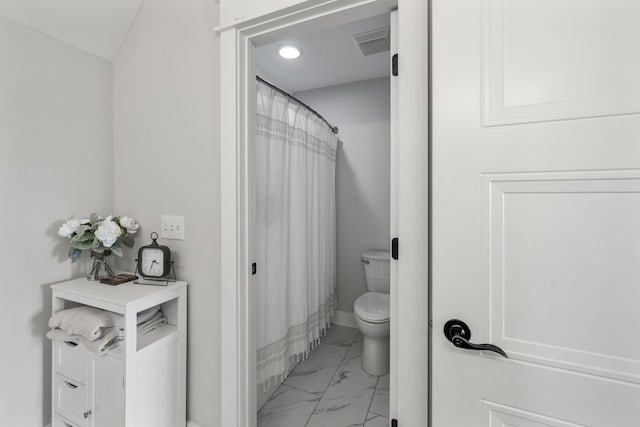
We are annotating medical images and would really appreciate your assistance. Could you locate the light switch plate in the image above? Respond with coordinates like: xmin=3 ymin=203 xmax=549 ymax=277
xmin=161 ymin=215 xmax=185 ymax=240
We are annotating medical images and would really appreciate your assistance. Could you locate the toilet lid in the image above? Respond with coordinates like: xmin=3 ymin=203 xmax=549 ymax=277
xmin=354 ymin=292 xmax=390 ymax=323
xmin=361 ymin=250 xmax=390 ymax=262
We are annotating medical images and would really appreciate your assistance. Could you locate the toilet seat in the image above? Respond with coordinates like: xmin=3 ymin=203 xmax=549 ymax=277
xmin=354 ymin=292 xmax=390 ymax=324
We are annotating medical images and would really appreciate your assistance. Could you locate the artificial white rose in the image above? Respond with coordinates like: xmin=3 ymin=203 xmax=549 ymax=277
xmin=80 ymin=218 xmax=91 ymax=225
xmin=119 ymin=216 xmax=140 ymax=234
xmin=57 ymin=218 xmax=80 ymax=238
xmin=95 ymin=218 xmax=122 ymax=248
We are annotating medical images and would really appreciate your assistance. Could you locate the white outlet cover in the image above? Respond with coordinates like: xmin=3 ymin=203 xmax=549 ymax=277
xmin=160 ymin=215 xmax=185 ymax=240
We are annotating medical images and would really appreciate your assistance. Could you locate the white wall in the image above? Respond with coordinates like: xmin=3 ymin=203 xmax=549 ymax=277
xmin=296 ymin=77 xmax=390 ymax=313
xmin=0 ymin=16 xmax=112 ymax=426
xmin=113 ymin=1 xmax=221 ymax=426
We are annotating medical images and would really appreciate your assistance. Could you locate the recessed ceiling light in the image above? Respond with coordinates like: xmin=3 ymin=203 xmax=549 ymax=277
xmin=277 ymin=44 xmax=302 ymax=60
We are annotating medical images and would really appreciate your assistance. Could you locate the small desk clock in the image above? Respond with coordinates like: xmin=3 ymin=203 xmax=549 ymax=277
xmin=135 ymin=232 xmax=177 ymax=285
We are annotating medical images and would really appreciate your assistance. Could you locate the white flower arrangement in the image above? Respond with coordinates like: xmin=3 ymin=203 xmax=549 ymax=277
xmin=58 ymin=213 xmax=140 ymax=261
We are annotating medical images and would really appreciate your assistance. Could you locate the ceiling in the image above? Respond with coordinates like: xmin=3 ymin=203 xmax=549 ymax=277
xmin=0 ymin=0 xmax=145 ymax=59
xmin=255 ymin=13 xmax=390 ymax=93
xmin=0 ymin=3 xmax=389 ymax=82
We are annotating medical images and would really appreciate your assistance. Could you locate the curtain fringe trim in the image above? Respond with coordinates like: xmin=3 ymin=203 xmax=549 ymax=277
xmin=257 ymin=297 xmax=336 ymax=388
xmin=260 ymin=320 xmax=333 ymax=392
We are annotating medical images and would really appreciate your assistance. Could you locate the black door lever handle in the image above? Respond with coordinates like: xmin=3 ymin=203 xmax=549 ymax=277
xmin=444 ymin=319 xmax=508 ymax=358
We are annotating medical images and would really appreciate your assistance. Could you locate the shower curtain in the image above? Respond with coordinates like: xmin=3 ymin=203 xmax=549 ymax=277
xmin=254 ymin=79 xmax=338 ymax=387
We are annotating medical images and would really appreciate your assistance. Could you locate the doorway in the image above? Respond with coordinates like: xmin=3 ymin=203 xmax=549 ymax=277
xmin=217 ymin=1 xmax=429 ymax=426
xmin=253 ymin=13 xmax=391 ymax=426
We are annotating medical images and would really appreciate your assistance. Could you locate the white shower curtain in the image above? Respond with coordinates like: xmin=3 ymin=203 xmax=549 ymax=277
xmin=254 ymin=79 xmax=338 ymax=387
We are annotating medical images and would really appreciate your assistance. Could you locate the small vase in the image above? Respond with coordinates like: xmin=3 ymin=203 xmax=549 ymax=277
xmin=87 ymin=249 xmax=116 ymax=281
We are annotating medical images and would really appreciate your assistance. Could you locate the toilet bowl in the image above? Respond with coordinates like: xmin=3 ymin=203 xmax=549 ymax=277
xmin=353 ymin=250 xmax=390 ymax=376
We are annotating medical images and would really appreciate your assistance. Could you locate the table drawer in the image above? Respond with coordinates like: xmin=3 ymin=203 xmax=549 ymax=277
xmin=54 ymin=340 xmax=87 ymax=384
xmin=53 ymin=374 xmax=87 ymax=426
xmin=53 ymin=413 xmax=82 ymax=427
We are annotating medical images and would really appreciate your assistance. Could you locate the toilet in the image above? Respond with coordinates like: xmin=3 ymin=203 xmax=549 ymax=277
xmin=354 ymin=250 xmax=390 ymax=376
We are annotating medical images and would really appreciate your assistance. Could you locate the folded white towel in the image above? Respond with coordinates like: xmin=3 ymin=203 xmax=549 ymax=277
xmin=47 ymin=328 xmax=122 ymax=356
xmin=140 ymin=310 xmax=162 ymax=326
xmin=46 ymin=329 xmax=80 ymax=345
xmin=48 ymin=306 xmax=123 ymax=341
xmin=83 ymin=329 xmax=122 ymax=355
xmin=113 ymin=310 xmax=167 ymax=337
xmin=48 ymin=305 xmax=162 ymax=342
xmin=137 ymin=312 xmax=168 ymax=336
xmin=136 ymin=306 xmax=161 ymax=325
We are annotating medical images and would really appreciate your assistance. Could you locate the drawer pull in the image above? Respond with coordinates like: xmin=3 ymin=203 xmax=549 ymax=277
xmin=63 ymin=422 xmax=73 ymax=427
xmin=63 ymin=341 xmax=78 ymax=348
xmin=63 ymin=380 xmax=78 ymax=389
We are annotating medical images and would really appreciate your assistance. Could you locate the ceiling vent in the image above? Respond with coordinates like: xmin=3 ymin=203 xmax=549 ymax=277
xmin=353 ymin=27 xmax=390 ymax=56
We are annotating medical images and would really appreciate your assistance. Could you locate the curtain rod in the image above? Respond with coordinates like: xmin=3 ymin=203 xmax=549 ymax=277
xmin=256 ymin=76 xmax=339 ymax=135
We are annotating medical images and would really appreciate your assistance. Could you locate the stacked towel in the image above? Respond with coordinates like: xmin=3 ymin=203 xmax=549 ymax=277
xmin=46 ymin=328 xmax=122 ymax=356
xmin=48 ymin=306 xmax=123 ymax=341
xmin=113 ymin=310 xmax=168 ymax=338
xmin=47 ymin=305 xmax=167 ymax=355
xmin=135 ymin=310 xmax=168 ymax=336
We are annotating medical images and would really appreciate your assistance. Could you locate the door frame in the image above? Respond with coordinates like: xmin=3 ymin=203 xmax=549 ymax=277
xmin=217 ymin=1 xmax=429 ymax=425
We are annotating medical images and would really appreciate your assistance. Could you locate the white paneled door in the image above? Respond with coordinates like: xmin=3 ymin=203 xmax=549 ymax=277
xmin=432 ymin=0 xmax=640 ymax=426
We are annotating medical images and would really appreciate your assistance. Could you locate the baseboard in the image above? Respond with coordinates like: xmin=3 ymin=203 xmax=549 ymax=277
xmin=334 ymin=310 xmax=357 ymax=328
xmin=49 ymin=420 xmax=200 ymax=427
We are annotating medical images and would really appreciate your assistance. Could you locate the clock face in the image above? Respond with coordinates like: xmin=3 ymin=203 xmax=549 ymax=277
xmin=140 ymin=248 xmax=165 ymax=277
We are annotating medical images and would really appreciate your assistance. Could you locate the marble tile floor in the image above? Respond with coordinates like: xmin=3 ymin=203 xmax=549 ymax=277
xmin=258 ymin=325 xmax=390 ymax=427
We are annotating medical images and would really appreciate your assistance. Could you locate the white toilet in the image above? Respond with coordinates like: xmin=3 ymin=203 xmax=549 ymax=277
xmin=354 ymin=250 xmax=390 ymax=376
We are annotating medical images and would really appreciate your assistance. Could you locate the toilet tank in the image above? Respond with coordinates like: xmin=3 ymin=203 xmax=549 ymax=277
xmin=362 ymin=250 xmax=390 ymax=293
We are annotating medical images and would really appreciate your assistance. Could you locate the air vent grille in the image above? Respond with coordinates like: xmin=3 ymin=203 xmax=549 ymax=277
xmin=353 ymin=27 xmax=390 ymax=56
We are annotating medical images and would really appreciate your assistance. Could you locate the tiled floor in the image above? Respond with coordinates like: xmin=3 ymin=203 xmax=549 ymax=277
xmin=258 ymin=325 xmax=389 ymax=427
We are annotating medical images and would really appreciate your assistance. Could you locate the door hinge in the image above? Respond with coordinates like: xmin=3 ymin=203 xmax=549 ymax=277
xmin=392 ymin=54 xmax=398 ymax=76
xmin=392 ymin=419 xmax=398 ymax=427
xmin=392 ymin=237 xmax=399 ymax=260
xmin=252 ymin=262 xmax=257 ymax=275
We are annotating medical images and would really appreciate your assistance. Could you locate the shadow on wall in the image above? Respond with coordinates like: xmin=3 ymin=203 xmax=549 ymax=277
xmin=39 ymin=220 xmax=86 ymax=425
xmin=48 ymin=220 xmax=71 ymax=263
xmin=335 ymin=138 xmax=386 ymax=313
xmin=34 ymin=283 xmax=52 ymax=427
